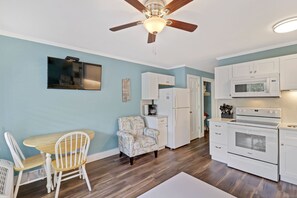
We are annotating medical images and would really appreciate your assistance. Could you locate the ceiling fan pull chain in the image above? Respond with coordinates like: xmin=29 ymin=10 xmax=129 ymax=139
xmin=152 ymin=44 xmax=157 ymax=56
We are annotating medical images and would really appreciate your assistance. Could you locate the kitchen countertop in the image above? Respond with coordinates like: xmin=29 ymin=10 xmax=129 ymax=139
xmin=144 ymin=115 xmax=168 ymax=118
xmin=279 ymin=123 xmax=297 ymax=131
xmin=208 ymin=118 xmax=234 ymax=123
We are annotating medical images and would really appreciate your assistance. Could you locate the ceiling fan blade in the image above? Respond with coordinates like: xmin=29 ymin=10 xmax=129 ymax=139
xmin=110 ymin=21 xmax=142 ymax=32
xmin=167 ymin=19 xmax=198 ymax=32
xmin=148 ymin=33 xmax=156 ymax=43
xmin=125 ymin=0 xmax=147 ymax=13
xmin=164 ymin=0 xmax=193 ymax=15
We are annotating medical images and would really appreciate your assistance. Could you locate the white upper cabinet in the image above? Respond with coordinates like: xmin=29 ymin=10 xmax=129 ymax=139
xmin=142 ymin=72 xmax=175 ymax=100
xmin=253 ymin=58 xmax=280 ymax=75
xmin=232 ymin=62 xmax=254 ymax=77
xmin=280 ymin=54 xmax=297 ymax=90
xmin=232 ymin=58 xmax=279 ymax=78
xmin=215 ymin=66 xmax=232 ymax=99
xmin=158 ymin=74 xmax=175 ymax=86
xmin=142 ymin=72 xmax=159 ymax=100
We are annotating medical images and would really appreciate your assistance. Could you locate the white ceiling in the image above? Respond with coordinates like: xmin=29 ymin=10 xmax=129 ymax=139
xmin=1 ymin=0 xmax=297 ymax=73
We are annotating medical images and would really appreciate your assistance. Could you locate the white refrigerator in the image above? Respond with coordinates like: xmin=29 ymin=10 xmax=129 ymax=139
xmin=156 ymin=88 xmax=190 ymax=149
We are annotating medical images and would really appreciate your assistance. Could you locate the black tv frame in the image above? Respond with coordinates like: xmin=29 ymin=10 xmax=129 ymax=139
xmin=47 ymin=56 xmax=102 ymax=91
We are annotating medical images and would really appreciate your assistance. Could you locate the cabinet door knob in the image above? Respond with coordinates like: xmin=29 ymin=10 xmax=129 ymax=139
xmin=281 ymin=143 xmax=284 ymax=146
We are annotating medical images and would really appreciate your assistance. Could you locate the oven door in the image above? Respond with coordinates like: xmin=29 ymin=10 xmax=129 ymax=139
xmin=228 ymin=124 xmax=278 ymax=164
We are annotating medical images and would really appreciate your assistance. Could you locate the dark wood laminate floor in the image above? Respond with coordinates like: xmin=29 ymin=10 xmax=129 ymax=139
xmin=18 ymin=134 xmax=297 ymax=198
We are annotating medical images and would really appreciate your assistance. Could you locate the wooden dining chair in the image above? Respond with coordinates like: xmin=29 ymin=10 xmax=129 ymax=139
xmin=52 ymin=131 xmax=91 ymax=198
xmin=4 ymin=132 xmax=48 ymax=198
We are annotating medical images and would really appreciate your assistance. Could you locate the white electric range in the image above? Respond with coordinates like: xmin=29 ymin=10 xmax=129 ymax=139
xmin=227 ymin=107 xmax=281 ymax=181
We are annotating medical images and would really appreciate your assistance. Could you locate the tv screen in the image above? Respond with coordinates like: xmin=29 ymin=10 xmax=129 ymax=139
xmin=47 ymin=57 xmax=102 ymax=90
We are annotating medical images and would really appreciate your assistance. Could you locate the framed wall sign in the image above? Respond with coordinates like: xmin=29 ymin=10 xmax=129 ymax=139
xmin=122 ymin=79 xmax=131 ymax=102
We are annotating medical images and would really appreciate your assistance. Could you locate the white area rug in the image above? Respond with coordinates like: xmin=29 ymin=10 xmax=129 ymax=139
xmin=138 ymin=172 xmax=236 ymax=198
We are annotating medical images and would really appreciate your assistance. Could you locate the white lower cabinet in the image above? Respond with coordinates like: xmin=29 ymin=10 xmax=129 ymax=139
xmin=280 ymin=128 xmax=297 ymax=185
xmin=145 ymin=116 xmax=168 ymax=150
xmin=209 ymin=121 xmax=228 ymax=163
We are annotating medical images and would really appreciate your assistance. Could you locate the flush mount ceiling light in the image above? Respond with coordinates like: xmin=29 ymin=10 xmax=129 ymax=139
xmin=273 ymin=17 xmax=297 ymax=33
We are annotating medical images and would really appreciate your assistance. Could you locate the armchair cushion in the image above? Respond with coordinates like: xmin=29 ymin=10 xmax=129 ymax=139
xmin=134 ymin=135 xmax=156 ymax=150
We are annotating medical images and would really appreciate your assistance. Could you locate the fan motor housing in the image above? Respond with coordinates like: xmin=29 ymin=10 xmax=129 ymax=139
xmin=144 ymin=0 xmax=166 ymax=17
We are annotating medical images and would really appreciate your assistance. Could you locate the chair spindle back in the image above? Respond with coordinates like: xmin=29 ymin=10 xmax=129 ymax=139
xmin=54 ymin=131 xmax=90 ymax=170
xmin=4 ymin=132 xmax=25 ymax=169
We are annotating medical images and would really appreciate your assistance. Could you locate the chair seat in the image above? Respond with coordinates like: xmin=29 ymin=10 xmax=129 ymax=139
xmin=134 ymin=135 xmax=156 ymax=150
xmin=14 ymin=153 xmax=45 ymax=171
xmin=52 ymin=155 xmax=87 ymax=172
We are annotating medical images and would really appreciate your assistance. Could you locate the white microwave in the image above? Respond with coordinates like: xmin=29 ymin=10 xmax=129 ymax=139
xmin=231 ymin=75 xmax=280 ymax=97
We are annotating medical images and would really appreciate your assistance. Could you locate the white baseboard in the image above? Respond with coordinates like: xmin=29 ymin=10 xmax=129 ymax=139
xmin=15 ymin=147 xmax=119 ymax=185
xmin=87 ymin=147 xmax=119 ymax=163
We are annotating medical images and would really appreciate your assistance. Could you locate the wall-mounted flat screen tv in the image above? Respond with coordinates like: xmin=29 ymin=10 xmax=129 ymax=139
xmin=47 ymin=57 xmax=102 ymax=90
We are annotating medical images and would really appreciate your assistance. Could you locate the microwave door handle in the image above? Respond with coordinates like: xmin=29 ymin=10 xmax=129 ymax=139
xmin=266 ymin=78 xmax=270 ymax=93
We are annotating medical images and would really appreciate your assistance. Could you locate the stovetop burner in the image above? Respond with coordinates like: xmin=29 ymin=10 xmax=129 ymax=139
xmin=228 ymin=107 xmax=281 ymax=129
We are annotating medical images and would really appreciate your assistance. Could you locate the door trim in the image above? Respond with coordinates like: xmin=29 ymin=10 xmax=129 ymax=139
xmin=187 ymin=74 xmax=201 ymax=140
xmin=202 ymin=77 xmax=216 ymax=138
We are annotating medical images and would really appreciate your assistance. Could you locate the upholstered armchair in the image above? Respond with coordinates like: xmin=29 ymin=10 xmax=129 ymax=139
xmin=117 ymin=116 xmax=159 ymax=165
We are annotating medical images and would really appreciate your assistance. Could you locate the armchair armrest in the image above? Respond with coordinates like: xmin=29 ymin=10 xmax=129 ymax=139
xmin=117 ymin=130 xmax=135 ymax=156
xmin=144 ymin=128 xmax=159 ymax=143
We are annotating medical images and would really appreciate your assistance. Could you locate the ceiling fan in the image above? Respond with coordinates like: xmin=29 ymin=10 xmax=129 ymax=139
xmin=110 ymin=0 xmax=198 ymax=43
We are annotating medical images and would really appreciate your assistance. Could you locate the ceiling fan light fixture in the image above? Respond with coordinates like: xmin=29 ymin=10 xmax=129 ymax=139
xmin=273 ymin=17 xmax=297 ymax=33
xmin=144 ymin=16 xmax=167 ymax=34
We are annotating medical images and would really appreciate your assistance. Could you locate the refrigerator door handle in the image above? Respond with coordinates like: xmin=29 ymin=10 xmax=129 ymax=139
xmin=175 ymin=111 xmax=177 ymax=123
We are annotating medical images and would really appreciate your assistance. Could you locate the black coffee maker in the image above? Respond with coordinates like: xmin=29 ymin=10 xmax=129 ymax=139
xmin=148 ymin=104 xmax=157 ymax=115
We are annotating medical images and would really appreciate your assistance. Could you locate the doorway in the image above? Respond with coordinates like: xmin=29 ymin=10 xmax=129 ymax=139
xmin=187 ymin=75 xmax=201 ymax=140
xmin=201 ymin=77 xmax=215 ymax=138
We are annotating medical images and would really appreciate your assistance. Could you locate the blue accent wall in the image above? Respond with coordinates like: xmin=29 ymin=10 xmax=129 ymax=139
xmin=0 ymin=35 xmax=172 ymax=160
xmin=185 ymin=67 xmax=214 ymax=80
xmin=169 ymin=67 xmax=186 ymax=88
xmin=218 ymin=44 xmax=297 ymax=66
xmin=169 ymin=67 xmax=214 ymax=88
xmin=0 ymin=35 xmax=214 ymax=161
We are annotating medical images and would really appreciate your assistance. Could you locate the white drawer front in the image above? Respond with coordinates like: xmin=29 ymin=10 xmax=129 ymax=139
xmin=210 ymin=122 xmax=228 ymax=144
xmin=210 ymin=142 xmax=227 ymax=163
xmin=210 ymin=122 xmax=225 ymax=130
xmin=158 ymin=118 xmax=167 ymax=125
xmin=211 ymin=130 xmax=227 ymax=144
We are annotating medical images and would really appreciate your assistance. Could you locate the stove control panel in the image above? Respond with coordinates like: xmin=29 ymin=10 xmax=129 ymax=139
xmin=236 ymin=107 xmax=281 ymax=118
